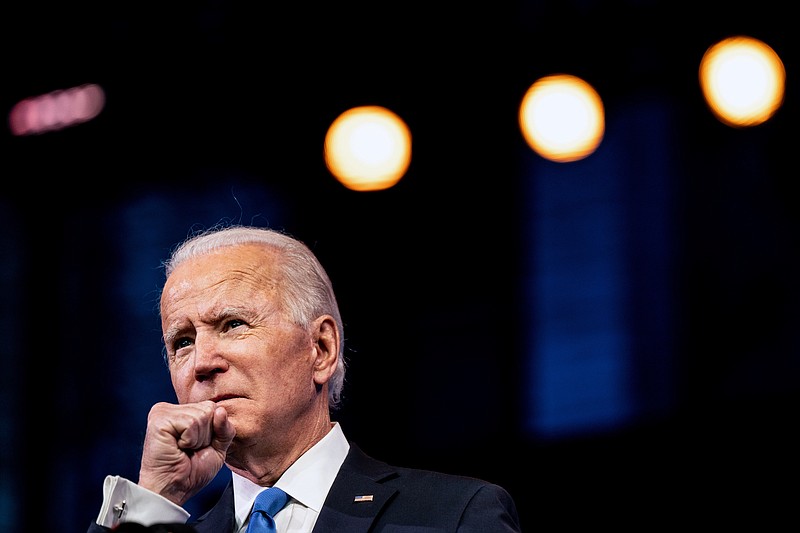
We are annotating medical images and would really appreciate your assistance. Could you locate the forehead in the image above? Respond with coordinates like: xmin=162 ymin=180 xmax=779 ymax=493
xmin=161 ymin=243 xmax=280 ymax=306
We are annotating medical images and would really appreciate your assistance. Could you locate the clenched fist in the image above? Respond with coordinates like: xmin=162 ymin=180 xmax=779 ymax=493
xmin=138 ymin=401 xmax=236 ymax=505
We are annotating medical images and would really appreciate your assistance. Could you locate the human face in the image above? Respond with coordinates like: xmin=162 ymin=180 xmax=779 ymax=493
xmin=160 ymin=244 xmax=320 ymax=446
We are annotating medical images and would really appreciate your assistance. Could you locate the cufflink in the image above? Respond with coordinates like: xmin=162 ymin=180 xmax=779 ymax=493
xmin=113 ymin=500 xmax=127 ymax=519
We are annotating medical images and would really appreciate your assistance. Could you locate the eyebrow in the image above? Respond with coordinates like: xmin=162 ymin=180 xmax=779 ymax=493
xmin=162 ymin=306 xmax=250 ymax=346
xmin=162 ymin=324 xmax=184 ymax=348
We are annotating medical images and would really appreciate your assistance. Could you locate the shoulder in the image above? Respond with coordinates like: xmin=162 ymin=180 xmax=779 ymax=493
xmin=342 ymin=443 xmax=521 ymax=529
xmin=345 ymin=441 xmax=504 ymax=490
xmin=390 ymin=464 xmax=516 ymax=507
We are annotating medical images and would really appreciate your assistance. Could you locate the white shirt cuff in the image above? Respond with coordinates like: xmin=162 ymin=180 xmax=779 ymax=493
xmin=96 ymin=475 xmax=191 ymax=528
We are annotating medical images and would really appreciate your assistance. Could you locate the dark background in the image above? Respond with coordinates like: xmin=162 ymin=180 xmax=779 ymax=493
xmin=1 ymin=1 xmax=797 ymax=530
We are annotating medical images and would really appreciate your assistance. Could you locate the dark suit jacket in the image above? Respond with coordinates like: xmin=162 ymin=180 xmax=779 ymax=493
xmin=88 ymin=443 xmax=522 ymax=532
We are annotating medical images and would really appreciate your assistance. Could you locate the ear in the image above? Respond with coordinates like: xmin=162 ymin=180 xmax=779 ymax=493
xmin=311 ymin=315 xmax=340 ymax=386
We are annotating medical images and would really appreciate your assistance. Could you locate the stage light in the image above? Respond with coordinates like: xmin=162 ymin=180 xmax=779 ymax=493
xmin=324 ymin=105 xmax=411 ymax=192
xmin=8 ymin=83 xmax=105 ymax=136
xmin=699 ymin=35 xmax=785 ymax=127
xmin=518 ymin=74 xmax=605 ymax=163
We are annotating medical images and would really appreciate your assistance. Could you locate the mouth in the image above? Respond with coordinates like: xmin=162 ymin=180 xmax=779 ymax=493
xmin=210 ymin=394 xmax=242 ymax=403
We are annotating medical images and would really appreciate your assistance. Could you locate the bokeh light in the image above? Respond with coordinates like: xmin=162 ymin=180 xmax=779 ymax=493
xmin=323 ymin=105 xmax=412 ymax=192
xmin=8 ymin=83 xmax=105 ymax=136
xmin=518 ymin=74 xmax=605 ymax=163
xmin=699 ymin=35 xmax=785 ymax=127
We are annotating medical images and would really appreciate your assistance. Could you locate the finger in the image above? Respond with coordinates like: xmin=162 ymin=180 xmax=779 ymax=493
xmin=173 ymin=402 xmax=217 ymax=450
xmin=211 ymin=406 xmax=236 ymax=452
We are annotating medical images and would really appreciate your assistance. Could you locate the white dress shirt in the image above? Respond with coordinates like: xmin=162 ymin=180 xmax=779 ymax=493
xmin=96 ymin=422 xmax=350 ymax=533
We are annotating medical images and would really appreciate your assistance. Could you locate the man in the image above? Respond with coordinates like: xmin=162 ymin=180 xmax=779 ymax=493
xmin=87 ymin=224 xmax=522 ymax=532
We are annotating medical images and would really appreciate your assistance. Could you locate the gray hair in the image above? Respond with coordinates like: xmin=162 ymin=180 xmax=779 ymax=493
xmin=162 ymin=224 xmax=346 ymax=410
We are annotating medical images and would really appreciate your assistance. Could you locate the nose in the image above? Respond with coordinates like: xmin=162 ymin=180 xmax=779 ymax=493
xmin=193 ymin=333 xmax=229 ymax=381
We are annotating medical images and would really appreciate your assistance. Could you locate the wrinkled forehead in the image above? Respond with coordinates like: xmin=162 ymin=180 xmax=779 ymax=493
xmin=160 ymin=244 xmax=281 ymax=309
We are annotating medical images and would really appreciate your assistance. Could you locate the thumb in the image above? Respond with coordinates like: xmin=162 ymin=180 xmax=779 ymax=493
xmin=211 ymin=405 xmax=236 ymax=453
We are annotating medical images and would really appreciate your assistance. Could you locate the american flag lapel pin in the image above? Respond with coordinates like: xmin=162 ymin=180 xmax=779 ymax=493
xmin=354 ymin=494 xmax=374 ymax=502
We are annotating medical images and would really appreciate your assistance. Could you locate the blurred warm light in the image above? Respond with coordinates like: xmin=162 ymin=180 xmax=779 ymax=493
xmin=699 ymin=35 xmax=785 ymax=127
xmin=8 ymin=83 xmax=106 ymax=136
xmin=324 ymin=105 xmax=411 ymax=191
xmin=519 ymin=74 xmax=604 ymax=163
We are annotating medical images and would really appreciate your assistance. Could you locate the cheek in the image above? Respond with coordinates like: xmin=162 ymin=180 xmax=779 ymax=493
xmin=169 ymin=365 xmax=193 ymax=402
xmin=266 ymin=348 xmax=315 ymax=396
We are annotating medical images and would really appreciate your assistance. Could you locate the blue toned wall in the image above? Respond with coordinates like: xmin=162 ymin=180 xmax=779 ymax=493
xmin=522 ymin=101 xmax=678 ymax=440
xmin=0 ymin=203 xmax=23 ymax=533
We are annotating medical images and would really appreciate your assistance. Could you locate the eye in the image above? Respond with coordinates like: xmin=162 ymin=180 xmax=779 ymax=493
xmin=165 ymin=336 xmax=193 ymax=362
xmin=175 ymin=337 xmax=193 ymax=349
xmin=170 ymin=337 xmax=194 ymax=354
xmin=225 ymin=319 xmax=247 ymax=331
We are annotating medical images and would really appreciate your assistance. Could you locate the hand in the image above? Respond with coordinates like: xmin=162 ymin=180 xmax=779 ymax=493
xmin=137 ymin=401 xmax=236 ymax=505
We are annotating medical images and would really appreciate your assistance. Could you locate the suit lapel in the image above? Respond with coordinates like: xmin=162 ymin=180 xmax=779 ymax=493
xmin=189 ymin=443 xmax=399 ymax=533
xmin=312 ymin=444 xmax=399 ymax=533
xmin=191 ymin=481 xmax=237 ymax=533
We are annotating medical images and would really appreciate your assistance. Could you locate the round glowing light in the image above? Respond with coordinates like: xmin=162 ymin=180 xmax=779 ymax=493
xmin=324 ymin=105 xmax=412 ymax=191
xmin=699 ymin=35 xmax=785 ymax=127
xmin=518 ymin=74 xmax=605 ymax=163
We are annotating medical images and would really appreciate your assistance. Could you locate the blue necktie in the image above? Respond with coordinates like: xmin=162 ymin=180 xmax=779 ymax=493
xmin=246 ymin=486 xmax=288 ymax=533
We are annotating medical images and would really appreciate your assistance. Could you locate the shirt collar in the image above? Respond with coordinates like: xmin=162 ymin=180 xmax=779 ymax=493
xmin=232 ymin=421 xmax=350 ymax=525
